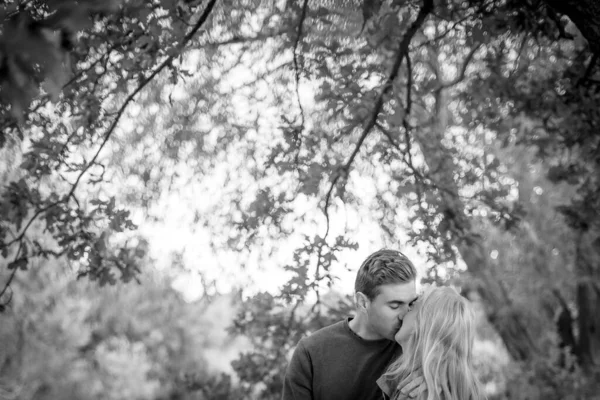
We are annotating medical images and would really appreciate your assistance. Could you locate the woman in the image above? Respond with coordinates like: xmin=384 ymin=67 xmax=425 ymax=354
xmin=378 ymin=286 xmax=485 ymax=400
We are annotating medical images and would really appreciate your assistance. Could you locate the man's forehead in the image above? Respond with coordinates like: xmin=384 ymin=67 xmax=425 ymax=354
xmin=377 ymin=282 xmax=417 ymax=301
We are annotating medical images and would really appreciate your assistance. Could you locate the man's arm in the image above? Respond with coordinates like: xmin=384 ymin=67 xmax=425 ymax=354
xmin=282 ymin=341 xmax=313 ymax=400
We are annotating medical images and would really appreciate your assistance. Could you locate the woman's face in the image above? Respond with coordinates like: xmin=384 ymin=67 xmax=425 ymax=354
xmin=394 ymin=297 xmax=421 ymax=347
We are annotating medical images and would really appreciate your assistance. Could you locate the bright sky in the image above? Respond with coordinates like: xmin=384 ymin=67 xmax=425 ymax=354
xmin=134 ymin=173 xmax=428 ymax=302
xmin=114 ymin=37 xmax=433 ymax=303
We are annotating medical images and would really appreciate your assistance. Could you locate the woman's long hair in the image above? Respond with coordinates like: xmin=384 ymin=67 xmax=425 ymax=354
xmin=381 ymin=286 xmax=485 ymax=400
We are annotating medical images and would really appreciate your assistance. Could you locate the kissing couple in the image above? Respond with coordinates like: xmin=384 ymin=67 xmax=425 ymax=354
xmin=282 ymin=249 xmax=485 ymax=400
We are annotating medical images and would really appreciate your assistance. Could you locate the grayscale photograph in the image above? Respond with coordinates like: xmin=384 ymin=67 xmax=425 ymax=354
xmin=1 ymin=0 xmax=599 ymax=399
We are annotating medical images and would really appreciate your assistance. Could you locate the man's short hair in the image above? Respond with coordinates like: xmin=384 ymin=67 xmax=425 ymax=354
xmin=355 ymin=249 xmax=417 ymax=300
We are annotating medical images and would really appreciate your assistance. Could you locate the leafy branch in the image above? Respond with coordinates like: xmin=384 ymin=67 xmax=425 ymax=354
xmin=417 ymin=0 xmax=494 ymax=49
xmin=437 ymin=43 xmax=482 ymax=89
xmin=206 ymin=29 xmax=288 ymax=47
xmin=306 ymin=0 xmax=434 ymax=316
xmin=0 ymin=0 xmax=218 ymax=307
xmin=322 ymin=0 xmax=434 ymax=237
xmin=292 ymin=0 xmax=309 ymax=165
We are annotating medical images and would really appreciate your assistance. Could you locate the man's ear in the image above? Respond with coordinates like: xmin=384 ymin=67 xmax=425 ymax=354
xmin=355 ymin=292 xmax=370 ymax=311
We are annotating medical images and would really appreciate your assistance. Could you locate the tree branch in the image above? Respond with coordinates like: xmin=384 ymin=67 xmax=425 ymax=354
xmin=69 ymin=0 xmax=217 ymax=197
xmin=322 ymin=0 xmax=434 ymax=238
xmin=0 ymin=0 xmax=218 ymax=309
xmin=543 ymin=0 xmax=600 ymax=54
xmin=405 ymin=50 xmax=413 ymax=116
xmin=206 ymin=29 xmax=287 ymax=47
xmin=0 ymin=241 xmax=24 ymax=306
xmin=227 ymin=61 xmax=292 ymax=93
xmin=580 ymin=52 xmax=599 ymax=84
xmin=292 ymin=0 xmax=309 ymax=162
xmin=438 ymin=43 xmax=482 ymax=89
xmin=416 ymin=0 xmax=495 ymax=49
xmin=545 ymin=5 xmax=575 ymax=40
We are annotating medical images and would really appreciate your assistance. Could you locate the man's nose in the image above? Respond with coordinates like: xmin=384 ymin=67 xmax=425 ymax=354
xmin=397 ymin=307 xmax=408 ymax=319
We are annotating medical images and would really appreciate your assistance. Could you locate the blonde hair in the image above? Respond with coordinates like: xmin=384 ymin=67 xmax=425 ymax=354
xmin=381 ymin=286 xmax=485 ymax=400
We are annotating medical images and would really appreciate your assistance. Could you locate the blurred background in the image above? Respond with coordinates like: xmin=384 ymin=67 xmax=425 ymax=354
xmin=1 ymin=0 xmax=599 ymax=399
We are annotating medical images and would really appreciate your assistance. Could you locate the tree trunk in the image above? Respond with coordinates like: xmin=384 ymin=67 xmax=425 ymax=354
xmin=409 ymin=71 xmax=540 ymax=361
xmin=457 ymin=240 xmax=539 ymax=361
xmin=553 ymin=288 xmax=577 ymax=366
xmin=576 ymin=281 xmax=600 ymax=368
xmin=574 ymin=231 xmax=600 ymax=369
xmin=542 ymin=0 xmax=600 ymax=368
xmin=413 ymin=148 xmax=540 ymax=360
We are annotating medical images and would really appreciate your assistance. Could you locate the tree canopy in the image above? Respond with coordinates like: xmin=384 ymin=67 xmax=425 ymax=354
xmin=1 ymin=0 xmax=600 ymax=398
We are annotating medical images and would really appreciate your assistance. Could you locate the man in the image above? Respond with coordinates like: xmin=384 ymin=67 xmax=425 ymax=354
xmin=282 ymin=249 xmax=421 ymax=400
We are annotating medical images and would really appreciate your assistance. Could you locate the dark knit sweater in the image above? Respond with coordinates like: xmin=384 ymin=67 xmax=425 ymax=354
xmin=282 ymin=318 xmax=401 ymax=400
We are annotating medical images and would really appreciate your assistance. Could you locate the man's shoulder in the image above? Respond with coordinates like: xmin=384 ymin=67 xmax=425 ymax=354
xmin=299 ymin=319 xmax=350 ymax=349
